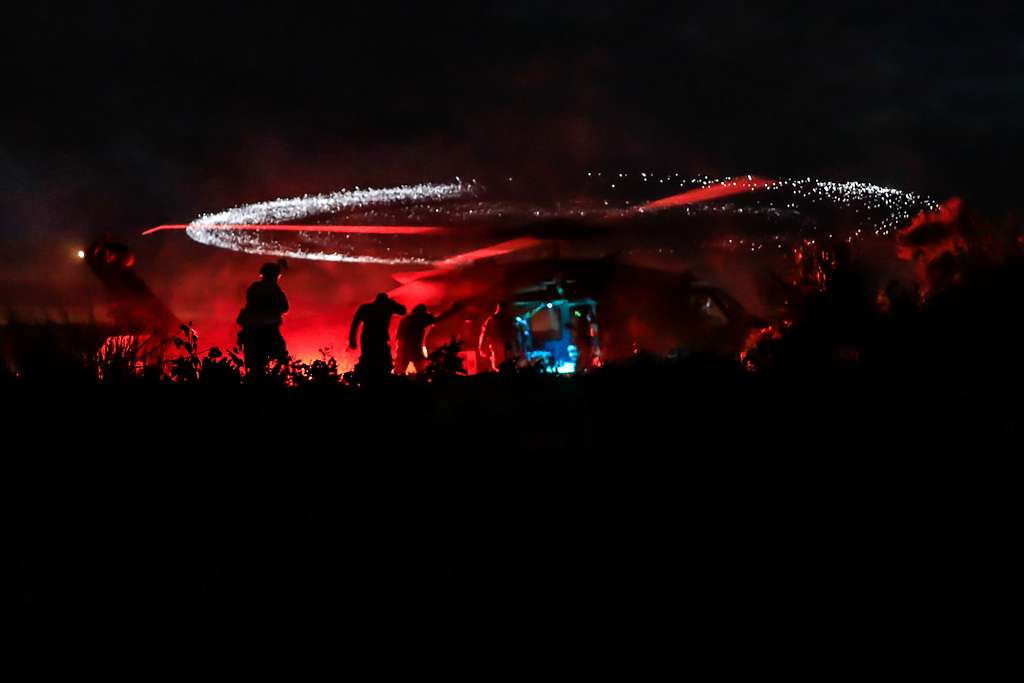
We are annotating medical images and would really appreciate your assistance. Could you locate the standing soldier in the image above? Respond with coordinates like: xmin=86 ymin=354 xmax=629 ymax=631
xmin=478 ymin=301 xmax=524 ymax=372
xmin=395 ymin=302 xmax=464 ymax=375
xmin=570 ymin=307 xmax=596 ymax=371
xmin=237 ymin=260 xmax=289 ymax=372
xmin=348 ymin=293 xmax=407 ymax=380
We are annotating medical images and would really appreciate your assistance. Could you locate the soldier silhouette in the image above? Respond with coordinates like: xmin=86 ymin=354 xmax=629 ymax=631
xmin=237 ymin=260 xmax=289 ymax=372
xmin=349 ymin=293 xmax=406 ymax=380
xmin=478 ymin=301 xmax=524 ymax=372
xmin=395 ymin=302 xmax=463 ymax=375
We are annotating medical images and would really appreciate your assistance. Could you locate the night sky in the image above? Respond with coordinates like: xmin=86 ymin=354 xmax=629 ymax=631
xmin=2 ymin=1 xmax=1022 ymax=296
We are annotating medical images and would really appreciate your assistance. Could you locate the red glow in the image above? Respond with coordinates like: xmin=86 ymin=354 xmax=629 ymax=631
xmin=896 ymin=197 xmax=966 ymax=298
xmin=142 ymin=224 xmax=452 ymax=236
xmin=388 ymin=279 xmax=451 ymax=308
xmin=638 ymin=176 xmax=775 ymax=211
xmin=897 ymin=198 xmax=964 ymax=259
xmin=904 ymin=197 xmax=963 ymax=234
xmin=391 ymin=269 xmax=443 ymax=285
xmin=739 ymin=323 xmax=786 ymax=370
xmin=136 ymin=228 xmax=547 ymax=368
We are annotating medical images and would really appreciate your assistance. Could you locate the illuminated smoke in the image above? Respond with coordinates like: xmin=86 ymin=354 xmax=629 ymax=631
xmin=896 ymin=197 xmax=967 ymax=297
xmin=897 ymin=197 xmax=964 ymax=258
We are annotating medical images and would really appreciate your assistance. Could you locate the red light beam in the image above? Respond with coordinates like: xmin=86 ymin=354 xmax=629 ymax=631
xmin=434 ymin=236 xmax=544 ymax=268
xmin=390 ymin=237 xmax=547 ymax=286
xmin=637 ymin=176 xmax=775 ymax=212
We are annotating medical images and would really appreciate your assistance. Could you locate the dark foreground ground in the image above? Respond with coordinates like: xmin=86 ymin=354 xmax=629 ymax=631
xmin=1 ymin=352 xmax=1019 ymax=680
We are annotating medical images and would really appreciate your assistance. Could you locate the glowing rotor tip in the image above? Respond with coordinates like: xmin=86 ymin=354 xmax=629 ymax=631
xmin=76 ymin=250 xmax=85 ymax=259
